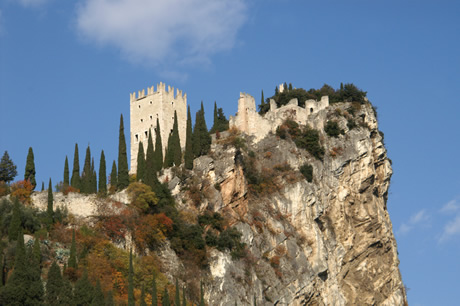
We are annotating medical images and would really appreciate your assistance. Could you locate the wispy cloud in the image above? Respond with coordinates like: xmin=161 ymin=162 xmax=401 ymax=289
xmin=439 ymin=197 xmax=460 ymax=242
xmin=75 ymin=0 xmax=248 ymax=70
xmin=397 ymin=209 xmax=429 ymax=236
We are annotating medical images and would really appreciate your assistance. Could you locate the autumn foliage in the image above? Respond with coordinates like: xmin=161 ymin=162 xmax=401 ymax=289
xmin=10 ymin=179 xmax=34 ymax=204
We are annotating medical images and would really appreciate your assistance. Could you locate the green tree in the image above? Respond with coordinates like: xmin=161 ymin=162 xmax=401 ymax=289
xmin=81 ymin=146 xmax=92 ymax=194
xmin=46 ymin=261 xmax=63 ymax=305
xmin=154 ymin=119 xmax=163 ymax=171
xmin=140 ymin=284 xmax=147 ymax=306
xmin=41 ymin=182 xmax=44 ymax=191
xmin=92 ymin=279 xmax=105 ymax=306
xmin=258 ymin=90 xmax=267 ymax=114
xmin=162 ymin=287 xmax=170 ymax=306
xmin=105 ymin=290 xmax=114 ymax=306
xmin=74 ymin=270 xmax=93 ymax=305
xmin=128 ymin=249 xmax=135 ymax=306
xmin=71 ymin=143 xmax=81 ymax=190
xmin=182 ymin=287 xmax=186 ymax=306
xmin=118 ymin=114 xmax=129 ymax=190
xmin=145 ymin=130 xmax=157 ymax=190
xmin=199 ymin=281 xmax=204 ymax=306
xmin=47 ymin=178 xmax=54 ymax=228
xmin=137 ymin=141 xmax=146 ymax=182
xmin=192 ymin=102 xmax=211 ymax=158
xmin=165 ymin=111 xmax=181 ymax=168
xmin=0 ymin=151 xmax=17 ymax=184
xmin=24 ymin=147 xmax=36 ymax=189
xmin=175 ymin=279 xmax=180 ymax=306
xmin=184 ymin=106 xmax=194 ymax=170
xmin=110 ymin=160 xmax=117 ymax=192
xmin=8 ymin=198 xmax=21 ymax=241
xmin=68 ymin=229 xmax=77 ymax=269
xmin=99 ymin=150 xmax=107 ymax=195
xmin=210 ymin=102 xmax=229 ymax=133
xmin=90 ymin=158 xmax=97 ymax=193
xmin=60 ymin=277 xmax=74 ymax=306
xmin=64 ymin=155 xmax=70 ymax=187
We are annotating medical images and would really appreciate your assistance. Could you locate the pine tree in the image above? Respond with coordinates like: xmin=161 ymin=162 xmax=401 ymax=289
xmin=74 ymin=270 xmax=93 ymax=305
xmin=137 ymin=141 xmax=146 ymax=182
xmin=117 ymin=114 xmax=129 ymax=190
xmin=128 ymin=249 xmax=135 ymax=306
xmin=24 ymin=147 xmax=36 ymax=189
xmin=71 ymin=143 xmax=81 ymax=190
xmin=64 ymin=155 xmax=70 ymax=187
xmin=151 ymin=274 xmax=157 ymax=306
xmin=110 ymin=161 xmax=117 ymax=192
xmin=68 ymin=229 xmax=77 ymax=269
xmin=92 ymin=279 xmax=105 ymax=306
xmin=154 ymin=119 xmax=163 ymax=171
xmin=8 ymin=197 xmax=21 ymax=241
xmin=184 ymin=106 xmax=194 ymax=170
xmin=140 ymin=284 xmax=147 ymax=306
xmin=46 ymin=261 xmax=63 ymax=305
xmin=81 ymin=146 xmax=92 ymax=194
xmin=163 ymin=287 xmax=170 ymax=306
xmin=0 ymin=150 xmax=17 ymax=184
xmin=99 ymin=150 xmax=107 ymax=195
xmin=175 ymin=279 xmax=180 ymax=306
xmin=47 ymin=178 xmax=54 ymax=228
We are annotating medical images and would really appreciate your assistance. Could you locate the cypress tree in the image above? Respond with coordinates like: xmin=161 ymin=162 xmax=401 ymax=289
xmin=140 ymin=284 xmax=147 ymax=306
xmin=0 ymin=253 xmax=3 ymax=288
xmin=99 ymin=150 xmax=107 ymax=195
xmin=137 ymin=141 xmax=146 ymax=182
xmin=105 ymin=290 xmax=114 ymax=306
xmin=184 ymin=106 xmax=193 ymax=170
xmin=41 ymin=182 xmax=44 ymax=191
xmin=46 ymin=261 xmax=62 ymax=305
xmin=283 ymin=82 xmax=288 ymax=92
xmin=199 ymin=281 xmax=204 ymax=306
xmin=154 ymin=119 xmax=163 ymax=171
xmin=182 ymin=286 xmax=186 ymax=306
xmin=163 ymin=287 xmax=170 ymax=306
xmin=210 ymin=101 xmax=218 ymax=133
xmin=192 ymin=102 xmax=211 ymax=158
xmin=8 ymin=197 xmax=21 ymax=241
xmin=71 ymin=143 xmax=81 ymax=190
xmin=82 ymin=146 xmax=92 ymax=194
xmin=33 ymin=237 xmax=41 ymax=268
xmin=117 ymin=114 xmax=129 ymax=190
xmin=24 ymin=147 xmax=36 ymax=189
xmin=128 ymin=249 xmax=135 ymax=306
xmin=288 ymin=83 xmax=293 ymax=91
xmin=74 ymin=270 xmax=93 ymax=305
xmin=60 ymin=277 xmax=74 ymax=306
xmin=64 ymin=155 xmax=70 ymax=187
xmin=92 ymin=279 xmax=105 ymax=306
xmin=151 ymin=274 xmax=157 ymax=306
xmin=145 ymin=130 xmax=161 ymax=191
xmin=254 ymin=295 xmax=257 ymax=306
xmin=172 ymin=111 xmax=182 ymax=166
xmin=68 ymin=229 xmax=77 ymax=269
xmin=110 ymin=161 xmax=117 ymax=192
xmin=175 ymin=279 xmax=180 ymax=306
xmin=47 ymin=178 xmax=54 ymax=228
xmin=164 ymin=133 xmax=174 ymax=168
xmin=275 ymin=86 xmax=279 ymax=96
xmin=91 ymin=158 xmax=97 ymax=193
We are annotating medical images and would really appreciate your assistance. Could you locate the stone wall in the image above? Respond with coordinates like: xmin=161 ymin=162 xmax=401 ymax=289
xmin=130 ymin=82 xmax=187 ymax=173
xmin=229 ymin=93 xmax=329 ymax=142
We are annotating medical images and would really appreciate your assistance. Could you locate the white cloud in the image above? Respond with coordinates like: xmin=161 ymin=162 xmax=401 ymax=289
xmin=397 ymin=209 xmax=429 ymax=236
xmin=440 ymin=198 xmax=460 ymax=213
xmin=76 ymin=0 xmax=248 ymax=68
xmin=439 ymin=214 xmax=460 ymax=242
xmin=15 ymin=0 xmax=50 ymax=8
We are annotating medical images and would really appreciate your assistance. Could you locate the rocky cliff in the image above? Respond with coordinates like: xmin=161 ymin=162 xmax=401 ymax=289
xmin=169 ymin=101 xmax=406 ymax=305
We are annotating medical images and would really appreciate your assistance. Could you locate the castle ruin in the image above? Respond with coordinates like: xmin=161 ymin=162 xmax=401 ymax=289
xmin=130 ymin=82 xmax=187 ymax=173
xmin=229 ymin=93 xmax=329 ymax=142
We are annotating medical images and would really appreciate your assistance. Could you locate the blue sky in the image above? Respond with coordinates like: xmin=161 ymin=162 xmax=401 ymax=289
xmin=1 ymin=0 xmax=459 ymax=304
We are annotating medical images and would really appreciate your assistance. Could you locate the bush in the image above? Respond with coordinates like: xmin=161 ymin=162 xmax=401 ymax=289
xmin=324 ymin=121 xmax=344 ymax=138
xmin=299 ymin=164 xmax=313 ymax=182
xmin=294 ymin=127 xmax=325 ymax=160
xmin=347 ymin=119 xmax=357 ymax=130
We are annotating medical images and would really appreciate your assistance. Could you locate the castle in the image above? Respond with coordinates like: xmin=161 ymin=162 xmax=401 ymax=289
xmin=129 ymin=82 xmax=329 ymax=172
xmin=129 ymin=82 xmax=187 ymax=173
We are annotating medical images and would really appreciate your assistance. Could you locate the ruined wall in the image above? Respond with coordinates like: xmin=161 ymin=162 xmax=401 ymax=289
xmin=130 ymin=82 xmax=187 ymax=173
xmin=229 ymin=93 xmax=329 ymax=142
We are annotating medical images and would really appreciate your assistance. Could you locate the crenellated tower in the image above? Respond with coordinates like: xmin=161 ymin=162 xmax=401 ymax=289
xmin=130 ymin=82 xmax=187 ymax=173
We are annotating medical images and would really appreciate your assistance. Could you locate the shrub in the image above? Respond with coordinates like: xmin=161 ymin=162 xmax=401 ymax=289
xmin=10 ymin=180 xmax=34 ymax=204
xmin=324 ymin=121 xmax=344 ymax=138
xmin=347 ymin=118 xmax=357 ymax=130
xmin=299 ymin=164 xmax=313 ymax=182
xmin=294 ymin=127 xmax=325 ymax=160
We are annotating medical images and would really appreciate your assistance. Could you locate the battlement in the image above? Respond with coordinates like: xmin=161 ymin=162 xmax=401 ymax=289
xmin=130 ymin=82 xmax=187 ymax=103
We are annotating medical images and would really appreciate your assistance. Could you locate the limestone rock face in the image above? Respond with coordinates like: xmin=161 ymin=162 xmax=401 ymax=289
xmin=180 ymin=102 xmax=406 ymax=305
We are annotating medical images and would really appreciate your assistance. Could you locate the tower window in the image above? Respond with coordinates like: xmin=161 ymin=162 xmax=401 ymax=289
xmin=145 ymin=131 xmax=148 ymax=138
xmin=150 ymin=115 xmax=153 ymax=120
xmin=310 ymin=108 xmax=313 ymax=113
xmin=150 ymin=101 xmax=152 ymax=104
xmin=138 ymin=105 xmax=141 ymax=108
xmin=140 ymin=119 xmax=143 ymax=122
xmin=135 ymin=134 xmax=139 ymax=141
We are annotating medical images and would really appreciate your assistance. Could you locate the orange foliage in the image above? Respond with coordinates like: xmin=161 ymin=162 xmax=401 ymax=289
xmin=98 ymin=215 xmax=126 ymax=243
xmin=49 ymin=222 xmax=73 ymax=244
xmin=63 ymin=185 xmax=79 ymax=195
xmin=10 ymin=179 xmax=34 ymax=204
xmin=134 ymin=213 xmax=173 ymax=252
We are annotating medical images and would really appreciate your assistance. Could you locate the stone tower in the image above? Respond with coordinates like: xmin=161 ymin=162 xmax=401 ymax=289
xmin=130 ymin=82 xmax=187 ymax=173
